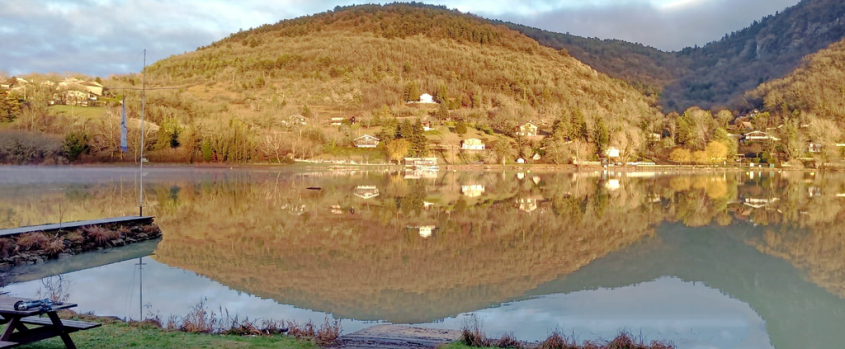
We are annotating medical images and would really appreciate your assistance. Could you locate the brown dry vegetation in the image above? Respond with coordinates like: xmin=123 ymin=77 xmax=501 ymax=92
xmin=127 ymin=3 xmax=661 ymax=164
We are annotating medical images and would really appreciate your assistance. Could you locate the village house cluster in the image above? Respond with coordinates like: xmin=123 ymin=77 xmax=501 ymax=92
xmin=1 ymin=76 xmax=106 ymax=107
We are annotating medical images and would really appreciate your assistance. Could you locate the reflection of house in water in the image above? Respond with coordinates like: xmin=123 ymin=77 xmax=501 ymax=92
xmin=403 ymin=157 xmax=439 ymax=169
xmin=353 ymin=186 xmax=380 ymax=199
xmin=604 ymin=179 xmax=620 ymax=191
xmin=518 ymin=198 xmax=538 ymax=213
xmin=743 ymin=197 xmax=779 ymax=209
xmin=517 ymin=194 xmax=544 ymax=213
xmin=461 ymin=185 xmax=485 ymax=197
xmin=404 ymin=169 xmax=438 ymax=179
xmin=406 ymin=225 xmax=437 ymax=238
xmin=281 ymin=203 xmax=307 ymax=215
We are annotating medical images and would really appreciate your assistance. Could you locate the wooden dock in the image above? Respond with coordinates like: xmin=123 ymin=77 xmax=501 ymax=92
xmin=0 ymin=216 xmax=154 ymax=237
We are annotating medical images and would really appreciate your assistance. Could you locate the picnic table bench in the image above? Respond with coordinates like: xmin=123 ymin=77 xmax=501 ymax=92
xmin=0 ymin=296 xmax=101 ymax=348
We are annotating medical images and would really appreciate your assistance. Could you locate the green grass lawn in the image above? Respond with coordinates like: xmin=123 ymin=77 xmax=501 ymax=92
xmin=6 ymin=316 xmax=317 ymax=349
xmin=48 ymin=105 xmax=106 ymax=120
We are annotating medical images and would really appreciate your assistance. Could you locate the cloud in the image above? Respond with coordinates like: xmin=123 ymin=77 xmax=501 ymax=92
xmin=0 ymin=0 xmax=801 ymax=76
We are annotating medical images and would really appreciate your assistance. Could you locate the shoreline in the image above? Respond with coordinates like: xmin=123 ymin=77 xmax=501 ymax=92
xmin=0 ymin=220 xmax=162 ymax=268
xmin=0 ymin=162 xmax=820 ymax=173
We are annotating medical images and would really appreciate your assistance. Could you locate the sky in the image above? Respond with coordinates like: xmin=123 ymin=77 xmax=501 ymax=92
xmin=0 ymin=0 xmax=801 ymax=77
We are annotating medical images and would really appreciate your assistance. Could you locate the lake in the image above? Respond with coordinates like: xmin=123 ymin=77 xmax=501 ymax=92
xmin=0 ymin=166 xmax=843 ymax=349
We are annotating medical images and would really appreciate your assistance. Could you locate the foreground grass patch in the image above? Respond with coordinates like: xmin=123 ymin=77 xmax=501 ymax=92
xmin=6 ymin=315 xmax=317 ymax=349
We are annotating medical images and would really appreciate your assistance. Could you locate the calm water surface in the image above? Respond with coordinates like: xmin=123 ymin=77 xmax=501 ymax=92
xmin=0 ymin=166 xmax=843 ymax=349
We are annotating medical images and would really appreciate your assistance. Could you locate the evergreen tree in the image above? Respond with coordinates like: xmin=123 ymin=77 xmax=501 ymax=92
xmin=594 ymin=117 xmax=610 ymax=154
xmin=398 ymin=119 xmax=413 ymax=140
xmin=201 ymin=139 xmax=213 ymax=162
xmin=437 ymin=100 xmax=449 ymax=120
xmin=63 ymin=131 xmax=89 ymax=162
xmin=455 ymin=121 xmax=468 ymax=135
xmin=411 ymin=119 xmax=428 ymax=156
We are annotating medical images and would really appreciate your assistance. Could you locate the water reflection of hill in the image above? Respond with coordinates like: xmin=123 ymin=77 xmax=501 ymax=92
xmin=5 ymin=168 xmax=845 ymax=336
xmin=153 ymin=172 xmax=660 ymax=323
xmin=537 ymin=222 xmax=845 ymax=349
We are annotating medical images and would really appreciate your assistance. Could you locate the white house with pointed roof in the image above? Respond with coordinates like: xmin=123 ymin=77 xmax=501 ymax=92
xmin=461 ymin=138 xmax=485 ymax=150
xmin=353 ymin=134 xmax=380 ymax=148
xmin=419 ymin=93 xmax=435 ymax=104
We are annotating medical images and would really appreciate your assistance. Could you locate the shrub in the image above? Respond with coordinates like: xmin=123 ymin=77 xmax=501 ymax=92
xmin=62 ymin=130 xmax=89 ymax=162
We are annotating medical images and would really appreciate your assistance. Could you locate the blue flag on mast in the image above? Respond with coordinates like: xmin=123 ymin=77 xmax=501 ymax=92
xmin=120 ymin=95 xmax=128 ymax=152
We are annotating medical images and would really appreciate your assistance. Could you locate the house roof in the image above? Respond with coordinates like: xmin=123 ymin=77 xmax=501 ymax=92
xmin=354 ymin=134 xmax=379 ymax=141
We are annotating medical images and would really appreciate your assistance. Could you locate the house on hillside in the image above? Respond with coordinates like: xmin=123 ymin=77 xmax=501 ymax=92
xmin=353 ymin=134 xmax=380 ymax=148
xmin=64 ymin=90 xmax=90 ymax=106
xmin=284 ymin=114 xmax=307 ymax=126
xmin=742 ymin=131 xmax=779 ymax=142
xmin=0 ymin=78 xmax=13 ymax=90
xmin=516 ymin=123 xmax=538 ymax=137
xmin=79 ymin=81 xmax=104 ymax=98
xmin=330 ymin=117 xmax=345 ymax=126
xmin=604 ymin=146 xmax=621 ymax=159
xmin=809 ymin=143 xmax=822 ymax=153
xmin=419 ymin=93 xmax=435 ymax=104
xmin=461 ymin=138 xmax=485 ymax=150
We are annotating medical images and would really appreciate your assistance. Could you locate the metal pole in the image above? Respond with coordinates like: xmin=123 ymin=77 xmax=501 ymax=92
xmin=139 ymin=49 xmax=145 ymax=217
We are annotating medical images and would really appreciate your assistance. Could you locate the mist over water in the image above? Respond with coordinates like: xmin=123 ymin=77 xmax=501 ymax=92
xmin=1 ymin=166 xmax=843 ymax=348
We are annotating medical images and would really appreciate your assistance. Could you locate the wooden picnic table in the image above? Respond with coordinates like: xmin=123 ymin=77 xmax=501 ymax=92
xmin=0 ymin=296 xmax=100 ymax=348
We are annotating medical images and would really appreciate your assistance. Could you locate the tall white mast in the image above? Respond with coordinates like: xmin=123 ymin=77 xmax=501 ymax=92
xmin=139 ymin=49 xmax=146 ymax=216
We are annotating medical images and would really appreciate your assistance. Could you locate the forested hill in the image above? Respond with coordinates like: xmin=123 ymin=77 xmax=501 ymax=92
xmin=496 ymin=21 xmax=686 ymax=98
xmin=145 ymin=3 xmax=661 ymax=137
xmin=664 ymin=0 xmax=845 ymax=111
xmin=747 ymin=38 xmax=845 ymax=124
xmin=501 ymin=0 xmax=845 ymax=112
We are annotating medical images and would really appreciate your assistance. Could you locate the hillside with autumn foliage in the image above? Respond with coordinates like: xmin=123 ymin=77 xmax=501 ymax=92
xmin=125 ymin=3 xmax=660 ymax=163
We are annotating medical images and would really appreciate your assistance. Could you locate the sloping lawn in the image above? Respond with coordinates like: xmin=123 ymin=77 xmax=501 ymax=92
xmin=7 ymin=315 xmax=317 ymax=349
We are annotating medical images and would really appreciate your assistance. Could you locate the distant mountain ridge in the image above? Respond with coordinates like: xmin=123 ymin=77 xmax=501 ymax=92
xmin=503 ymin=0 xmax=845 ymax=112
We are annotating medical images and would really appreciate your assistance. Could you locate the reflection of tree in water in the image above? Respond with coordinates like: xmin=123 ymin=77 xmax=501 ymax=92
xmin=149 ymin=172 xmax=661 ymax=322
xmin=7 ymin=170 xmax=845 ymax=321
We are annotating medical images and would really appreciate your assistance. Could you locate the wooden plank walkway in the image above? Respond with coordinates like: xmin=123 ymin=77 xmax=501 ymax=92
xmin=0 ymin=216 xmax=154 ymax=237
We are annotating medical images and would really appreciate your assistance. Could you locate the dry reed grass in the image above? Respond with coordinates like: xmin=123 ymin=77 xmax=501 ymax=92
xmin=44 ymin=238 xmax=65 ymax=256
xmin=65 ymin=231 xmax=84 ymax=244
xmin=460 ymin=315 xmax=489 ymax=347
xmin=287 ymin=317 xmax=341 ymax=346
xmin=82 ymin=225 xmax=118 ymax=246
xmin=16 ymin=232 xmax=49 ymax=251
xmin=459 ymin=327 xmax=675 ymax=349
